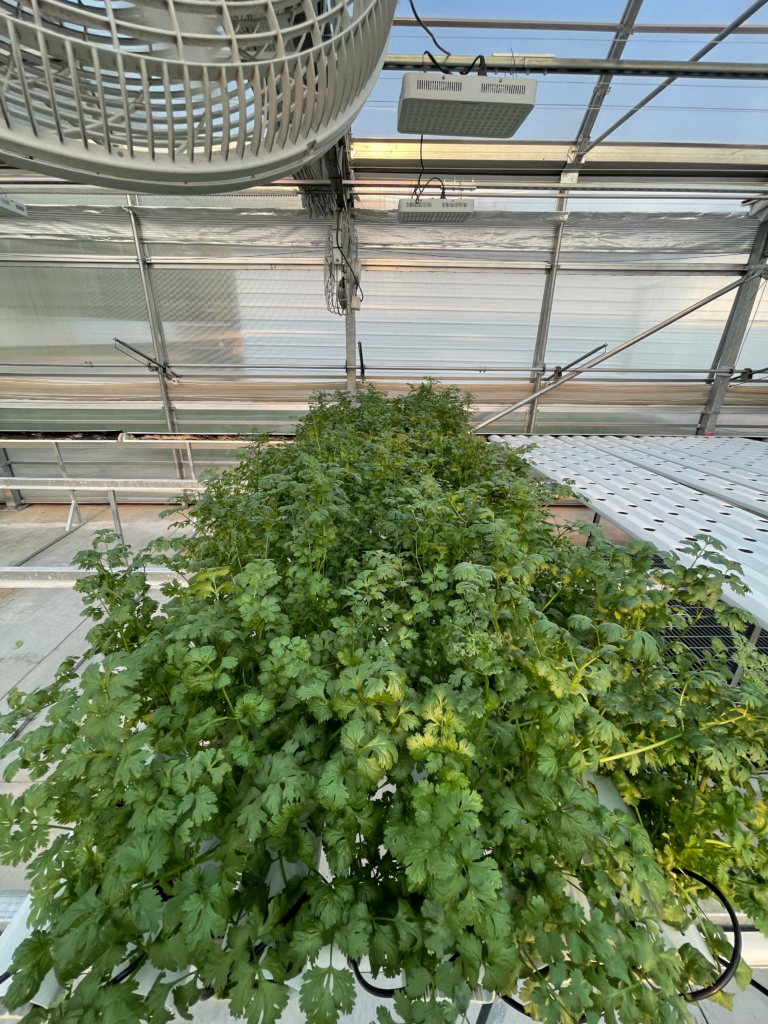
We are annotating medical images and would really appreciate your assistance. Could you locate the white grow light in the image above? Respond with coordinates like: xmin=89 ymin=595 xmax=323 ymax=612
xmin=397 ymin=198 xmax=475 ymax=223
xmin=397 ymin=73 xmax=536 ymax=138
xmin=0 ymin=194 xmax=27 ymax=218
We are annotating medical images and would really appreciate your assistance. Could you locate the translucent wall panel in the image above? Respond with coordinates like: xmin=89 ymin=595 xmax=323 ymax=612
xmin=0 ymin=267 xmax=152 ymax=363
xmin=354 ymin=271 xmax=545 ymax=369
xmin=0 ymin=192 xmax=135 ymax=258
xmin=543 ymin=274 xmax=739 ymax=374
xmin=153 ymin=268 xmax=345 ymax=368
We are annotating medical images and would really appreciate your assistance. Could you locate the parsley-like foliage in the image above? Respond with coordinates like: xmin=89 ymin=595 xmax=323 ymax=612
xmin=2 ymin=385 xmax=767 ymax=1024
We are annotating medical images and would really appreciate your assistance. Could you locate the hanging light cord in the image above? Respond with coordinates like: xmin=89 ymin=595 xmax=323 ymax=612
xmin=412 ymin=134 xmax=446 ymax=201
xmin=408 ymin=0 xmax=451 ymax=56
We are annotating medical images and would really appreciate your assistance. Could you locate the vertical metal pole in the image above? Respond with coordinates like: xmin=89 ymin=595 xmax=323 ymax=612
xmin=52 ymin=441 xmax=82 ymax=526
xmin=697 ymin=221 xmax=768 ymax=436
xmin=0 ymin=447 xmax=24 ymax=509
xmin=108 ymin=490 xmax=124 ymax=544
xmin=126 ymin=194 xmax=184 ymax=478
xmin=186 ymin=442 xmax=197 ymax=480
xmin=345 ymin=310 xmax=357 ymax=392
xmin=524 ymin=172 xmax=576 ymax=435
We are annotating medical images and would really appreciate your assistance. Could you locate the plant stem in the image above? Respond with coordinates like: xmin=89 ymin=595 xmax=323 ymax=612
xmin=600 ymin=733 xmax=682 ymax=764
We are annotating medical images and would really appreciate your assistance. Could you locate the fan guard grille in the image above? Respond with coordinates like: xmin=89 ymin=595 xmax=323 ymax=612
xmin=0 ymin=0 xmax=395 ymax=191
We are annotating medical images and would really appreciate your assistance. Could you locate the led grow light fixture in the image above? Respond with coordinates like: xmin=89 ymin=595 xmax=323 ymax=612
xmin=398 ymin=73 xmax=536 ymax=138
xmin=0 ymin=195 xmax=27 ymax=218
xmin=397 ymin=198 xmax=475 ymax=223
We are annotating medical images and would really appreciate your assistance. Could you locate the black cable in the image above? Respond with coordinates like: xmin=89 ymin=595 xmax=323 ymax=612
xmin=424 ymin=49 xmax=451 ymax=73
xmin=408 ymin=0 xmax=451 ymax=56
xmin=347 ymin=951 xmax=461 ymax=999
xmin=422 ymin=50 xmax=488 ymax=76
xmin=334 ymin=230 xmax=364 ymax=304
xmin=108 ymin=951 xmax=147 ymax=985
xmin=676 ymin=868 xmax=742 ymax=1002
xmin=412 ymin=136 xmax=445 ymax=201
xmin=413 ymin=177 xmax=447 ymax=204
xmin=463 ymin=54 xmax=488 ymax=76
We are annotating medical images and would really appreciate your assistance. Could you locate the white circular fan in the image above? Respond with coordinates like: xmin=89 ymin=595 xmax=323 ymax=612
xmin=0 ymin=0 xmax=395 ymax=191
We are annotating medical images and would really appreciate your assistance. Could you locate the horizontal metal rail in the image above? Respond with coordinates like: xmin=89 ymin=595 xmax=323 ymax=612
xmin=391 ymin=17 xmax=768 ymax=34
xmin=0 ymin=478 xmax=204 ymax=492
xmin=382 ymin=53 xmax=768 ymax=79
xmin=0 ymin=567 xmax=183 ymax=589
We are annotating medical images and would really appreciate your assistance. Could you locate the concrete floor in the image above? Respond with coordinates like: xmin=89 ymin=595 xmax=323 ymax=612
xmin=0 ymin=503 xmax=185 ymax=927
xmin=0 ymin=503 xmax=766 ymax=1022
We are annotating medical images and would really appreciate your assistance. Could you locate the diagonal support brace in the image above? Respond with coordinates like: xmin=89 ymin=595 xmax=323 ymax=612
xmin=697 ymin=221 xmax=768 ymax=435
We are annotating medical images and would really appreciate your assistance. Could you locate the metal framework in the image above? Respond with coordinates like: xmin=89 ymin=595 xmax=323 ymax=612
xmin=578 ymin=1 xmax=768 ymax=156
xmin=381 ymin=54 xmax=768 ymax=79
xmin=475 ymin=276 xmax=761 ymax=432
xmin=391 ymin=17 xmax=768 ymax=34
xmin=0 ymin=3 xmax=767 ymax=447
xmin=0 ymin=567 xmax=181 ymax=588
xmin=698 ymin=222 xmax=768 ymax=436
xmin=573 ymin=0 xmax=645 ymax=157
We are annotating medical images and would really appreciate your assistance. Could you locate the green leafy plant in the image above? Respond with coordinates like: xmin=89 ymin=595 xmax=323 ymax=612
xmin=2 ymin=384 xmax=767 ymax=1024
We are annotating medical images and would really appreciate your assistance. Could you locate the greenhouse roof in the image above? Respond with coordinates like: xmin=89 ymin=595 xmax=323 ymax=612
xmin=0 ymin=0 xmax=767 ymax=442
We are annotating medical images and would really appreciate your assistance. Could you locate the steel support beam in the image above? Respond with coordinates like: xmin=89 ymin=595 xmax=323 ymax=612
xmin=51 ymin=441 xmax=83 ymax=529
xmin=697 ymin=221 xmax=768 ymax=436
xmin=0 ymin=447 xmax=24 ymax=509
xmin=474 ymin=275 xmax=751 ymax=431
xmin=0 ymin=567 xmax=183 ymax=588
xmin=524 ymin=171 xmax=576 ymax=435
xmin=574 ymin=1 xmax=644 ymax=154
xmin=391 ymin=17 xmax=768 ymax=34
xmin=349 ymin=139 xmax=768 ymax=179
xmin=382 ymin=53 xmax=768 ymax=79
xmin=0 ymin=478 xmax=205 ymax=491
xmin=345 ymin=311 xmax=357 ymax=392
xmin=580 ymin=0 xmax=768 ymax=156
xmin=126 ymin=194 xmax=184 ymax=478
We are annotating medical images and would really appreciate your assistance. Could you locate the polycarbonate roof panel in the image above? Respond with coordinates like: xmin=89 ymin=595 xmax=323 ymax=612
xmin=358 ymin=1 xmax=768 ymax=143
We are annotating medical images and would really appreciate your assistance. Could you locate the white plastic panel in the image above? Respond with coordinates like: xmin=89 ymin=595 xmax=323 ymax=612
xmin=561 ymin=435 xmax=768 ymax=518
xmin=494 ymin=434 xmax=768 ymax=630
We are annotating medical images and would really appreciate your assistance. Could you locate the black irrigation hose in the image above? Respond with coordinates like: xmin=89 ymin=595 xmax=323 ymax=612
xmin=347 ymin=951 xmax=461 ymax=999
xmin=108 ymin=951 xmax=147 ymax=985
xmin=677 ymin=867 xmax=742 ymax=1002
xmin=347 ymin=956 xmax=400 ymax=998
